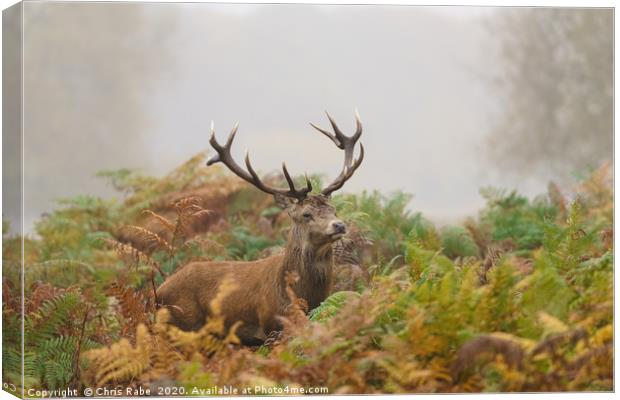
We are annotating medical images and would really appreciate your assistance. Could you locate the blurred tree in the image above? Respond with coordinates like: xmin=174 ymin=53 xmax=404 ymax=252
xmin=19 ymin=2 xmax=177 ymax=232
xmin=485 ymin=8 xmax=612 ymax=177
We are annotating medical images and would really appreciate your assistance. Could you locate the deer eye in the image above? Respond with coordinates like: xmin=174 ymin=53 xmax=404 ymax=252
xmin=302 ymin=212 xmax=313 ymax=220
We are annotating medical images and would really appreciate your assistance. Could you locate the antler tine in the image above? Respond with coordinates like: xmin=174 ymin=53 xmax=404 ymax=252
xmin=353 ymin=109 xmax=363 ymax=141
xmin=243 ymin=151 xmax=271 ymax=191
xmin=309 ymin=122 xmax=341 ymax=148
xmin=281 ymin=162 xmax=296 ymax=191
xmin=206 ymin=122 xmax=220 ymax=165
xmin=325 ymin=112 xmax=346 ymax=147
xmin=321 ymin=142 xmax=365 ymax=195
xmin=282 ymin=162 xmax=313 ymax=198
xmin=303 ymin=173 xmax=312 ymax=192
xmin=225 ymin=121 xmax=239 ymax=147
xmin=311 ymin=112 xmax=365 ymax=196
xmin=206 ymin=122 xmax=246 ymax=172
xmin=207 ymin=122 xmax=311 ymax=201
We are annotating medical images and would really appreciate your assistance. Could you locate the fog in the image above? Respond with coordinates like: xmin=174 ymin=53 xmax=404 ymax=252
xmin=5 ymin=3 xmax=612 ymax=233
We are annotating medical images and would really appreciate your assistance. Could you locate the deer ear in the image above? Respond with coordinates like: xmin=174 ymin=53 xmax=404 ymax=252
xmin=273 ymin=193 xmax=294 ymax=210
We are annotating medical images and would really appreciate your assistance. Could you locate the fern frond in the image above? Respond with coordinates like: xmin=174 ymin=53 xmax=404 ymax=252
xmin=106 ymin=284 xmax=151 ymax=333
xmin=86 ymin=324 xmax=152 ymax=386
xmin=537 ymin=311 xmax=568 ymax=337
xmin=36 ymin=336 xmax=79 ymax=390
xmin=100 ymin=238 xmax=165 ymax=277
xmin=27 ymin=291 xmax=82 ymax=343
xmin=309 ymin=291 xmax=361 ymax=322
xmin=189 ymin=209 xmax=216 ymax=222
xmin=120 ymin=225 xmax=172 ymax=254
xmin=142 ymin=210 xmax=176 ymax=232
xmin=172 ymin=196 xmax=203 ymax=211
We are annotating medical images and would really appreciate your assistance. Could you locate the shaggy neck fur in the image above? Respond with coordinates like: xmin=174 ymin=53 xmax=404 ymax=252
xmin=279 ymin=225 xmax=334 ymax=310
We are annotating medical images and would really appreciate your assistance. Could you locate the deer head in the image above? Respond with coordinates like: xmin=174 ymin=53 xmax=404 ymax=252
xmin=207 ymin=112 xmax=364 ymax=248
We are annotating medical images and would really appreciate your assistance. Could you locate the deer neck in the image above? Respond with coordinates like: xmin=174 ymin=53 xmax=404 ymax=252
xmin=280 ymin=228 xmax=333 ymax=309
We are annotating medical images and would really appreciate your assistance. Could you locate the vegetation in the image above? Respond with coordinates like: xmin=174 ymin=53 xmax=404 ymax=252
xmin=2 ymin=154 xmax=612 ymax=396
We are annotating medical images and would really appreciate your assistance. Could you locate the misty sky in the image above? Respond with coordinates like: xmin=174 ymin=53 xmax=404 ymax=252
xmin=6 ymin=3 xmax=599 ymax=233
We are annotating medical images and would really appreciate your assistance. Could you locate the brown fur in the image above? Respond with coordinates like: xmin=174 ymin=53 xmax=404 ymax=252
xmin=156 ymin=195 xmax=344 ymax=345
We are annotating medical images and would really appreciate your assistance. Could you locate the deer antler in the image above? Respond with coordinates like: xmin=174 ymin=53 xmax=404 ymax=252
xmin=207 ymin=122 xmax=312 ymax=201
xmin=310 ymin=111 xmax=365 ymax=196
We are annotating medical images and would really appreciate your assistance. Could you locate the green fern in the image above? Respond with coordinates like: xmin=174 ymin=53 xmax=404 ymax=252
xmin=226 ymin=225 xmax=282 ymax=261
xmin=479 ymin=187 xmax=559 ymax=250
xmin=333 ymin=191 xmax=418 ymax=263
xmin=440 ymin=226 xmax=480 ymax=259
xmin=36 ymin=336 xmax=79 ymax=389
xmin=26 ymin=292 xmax=82 ymax=343
xmin=309 ymin=291 xmax=361 ymax=322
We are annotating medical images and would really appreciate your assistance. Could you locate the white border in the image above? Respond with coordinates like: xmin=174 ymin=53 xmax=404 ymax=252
xmin=0 ymin=1 xmax=616 ymax=400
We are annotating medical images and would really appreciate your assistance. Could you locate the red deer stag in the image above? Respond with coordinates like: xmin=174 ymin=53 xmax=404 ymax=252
xmin=157 ymin=112 xmax=364 ymax=345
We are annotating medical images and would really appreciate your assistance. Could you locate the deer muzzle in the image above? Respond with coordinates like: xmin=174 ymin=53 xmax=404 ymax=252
xmin=328 ymin=220 xmax=347 ymax=240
